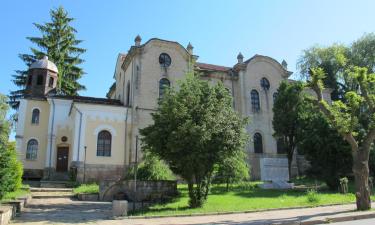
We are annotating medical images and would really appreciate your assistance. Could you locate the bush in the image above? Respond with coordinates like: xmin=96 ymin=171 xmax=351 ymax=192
xmin=73 ymin=183 xmax=99 ymax=194
xmin=126 ymin=152 xmax=175 ymax=181
xmin=306 ymin=189 xmax=320 ymax=203
xmin=0 ymin=142 xmax=23 ymax=200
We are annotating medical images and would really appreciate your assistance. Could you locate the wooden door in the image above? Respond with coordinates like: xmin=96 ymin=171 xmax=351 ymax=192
xmin=56 ymin=147 xmax=69 ymax=172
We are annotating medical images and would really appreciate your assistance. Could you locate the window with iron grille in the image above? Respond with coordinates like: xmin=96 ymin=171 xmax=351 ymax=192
xmin=251 ymin=90 xmax=260 ymax=112
xmin=26 ymin=139 xmax=38 ymax=160
xmin=260 ymin=77 xmax=270 ymax=90
xmin=97 ymin=130 xmax=112 ymax=157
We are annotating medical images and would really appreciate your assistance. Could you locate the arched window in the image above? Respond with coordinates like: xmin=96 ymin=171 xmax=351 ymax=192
xmin=48 ymin=77 xmax=54 ymax=87
xmin=254 ymin=133 xmax=263 ymax=153
xmin=97 ymin=130 xmax=112 ymax=157
xmin=26 ymin=139 xmax=38 ymax=160
xmin=159 ymin=78 xmax=170 ymax=99
xmin=37 ymin=75 xmax=44 ymax=85
xmin=31 ymin=109 xmax=40 ymax=124
xmin=260 ymin=77 xmax=270 ymax=90
xmin=251 ymin=90 xmax=260 ymax=112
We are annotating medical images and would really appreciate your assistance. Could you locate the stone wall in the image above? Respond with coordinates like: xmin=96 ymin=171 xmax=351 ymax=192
xmin=99 ymin=180 xmax=177 ymax=202
xmin=71 ymin=162 xmax=125 ymax=183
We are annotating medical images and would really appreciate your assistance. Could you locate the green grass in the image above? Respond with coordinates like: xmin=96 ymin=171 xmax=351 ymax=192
xmin=1 ymin=189 xmax=30 ymax=202
xmin=130 ymin=182 xmax=374 ymax=216
xmin=73 ymin=183 xmax=99 ymax=194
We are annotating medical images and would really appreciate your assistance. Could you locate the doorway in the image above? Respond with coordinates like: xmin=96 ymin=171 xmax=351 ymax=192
xmin=56 ymin=147 xmax=69 ymax=172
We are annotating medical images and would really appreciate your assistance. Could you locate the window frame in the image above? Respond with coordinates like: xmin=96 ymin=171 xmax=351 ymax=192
xmin=36 ymin=75 xmax=44 ymax=86
xmin=159 ymin=53 xmax=172 ymax=67
xmin=96 ymin=130 xmax=112 ymax=157
xmin=26 ymin=139 xmax=38 ymax=160
xmin=260 ymin=77 xmax=270 ymax=90
xmin=31 ymin=108 xmax=40 ymax=125
xmin=250 ymin=89 xmax=260 ymax=112
xmin=159 ymin=78 xmax=171 ymax=99
xmin=253 ymin=132 xmax=263 ymax=154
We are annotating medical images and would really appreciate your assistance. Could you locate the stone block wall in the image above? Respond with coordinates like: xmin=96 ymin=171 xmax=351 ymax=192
xmin=99 ymin=180 xmax=177 ymax=202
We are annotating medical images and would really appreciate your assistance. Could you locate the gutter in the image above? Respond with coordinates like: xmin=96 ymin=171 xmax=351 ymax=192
xmin=73 ymin=105 xmax=83 ymax=161
xmin=48 ymin=99 xmax=56 ymax=179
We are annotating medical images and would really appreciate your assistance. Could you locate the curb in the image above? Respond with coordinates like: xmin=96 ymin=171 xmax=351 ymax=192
xmin=273 ymin=212 xmax=375 ymax=225
xmin=126 ymin=202 xmax=357 ymax=219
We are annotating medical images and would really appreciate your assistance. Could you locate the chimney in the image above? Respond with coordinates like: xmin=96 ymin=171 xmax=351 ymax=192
xmin=134 ymin=35 xmax=142 ymax=46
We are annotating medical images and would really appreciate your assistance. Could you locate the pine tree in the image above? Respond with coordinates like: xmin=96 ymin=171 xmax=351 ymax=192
xmin=9 ymin=6 xmax=86 ymax=109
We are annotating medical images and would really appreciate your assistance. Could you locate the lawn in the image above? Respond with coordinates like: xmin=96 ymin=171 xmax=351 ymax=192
xmin=73 ymin=183 xmax=99 ymax=194
xmin=130 ymin=182 xmax=374 ymax=216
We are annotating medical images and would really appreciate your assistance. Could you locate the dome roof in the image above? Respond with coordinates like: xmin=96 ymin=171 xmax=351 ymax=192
xmin=30 ymin=56 xmax=58 ymax=73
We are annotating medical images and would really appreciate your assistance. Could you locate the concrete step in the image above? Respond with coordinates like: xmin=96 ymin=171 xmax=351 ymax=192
xmin=31 ymin=191 xmax=75 ymax=199
xmin=40 ymin=180 xmax=70 ymax=188
xmin=30 ymin=187 xmax=73 ymax=192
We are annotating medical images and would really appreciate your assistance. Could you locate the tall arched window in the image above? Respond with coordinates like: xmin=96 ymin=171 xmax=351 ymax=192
xmin=273 ymin=92 xmax=278 ymax=102
xmin=26 ymin=139 xmax=38 ymax=160
xmin=31 ymin=108 xmax=40 ymax=124
xmin=159 ymin=78 xmax=170 ymax=99
xmin=126 ymin=81 xmax=131 ymax=106
xmin=260 ymin=77 xmax=270 ymax=90
xmin=254 ymin=133 xmax=263 ymax=153
xmin=251 ymin=90 xmax=260 ymax=112
xmin=97 ymin=130 xmax=112 ymax=157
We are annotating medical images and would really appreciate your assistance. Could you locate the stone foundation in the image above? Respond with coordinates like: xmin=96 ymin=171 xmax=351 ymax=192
xmin=70 ymin=161 xmax=125 ymax=183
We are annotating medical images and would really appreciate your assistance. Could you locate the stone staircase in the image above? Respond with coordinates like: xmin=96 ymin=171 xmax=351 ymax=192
xmin=30 ymin=187 xmax=74 ymax=199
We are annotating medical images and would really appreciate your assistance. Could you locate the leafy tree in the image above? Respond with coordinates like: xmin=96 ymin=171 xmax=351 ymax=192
xmin=126 ymin=152 xmax=175 ymax=181
xmin=309 ymin=66 xmax=375 ymax=210
xmin=9 ymin=6 xmax=86 ymax=109
xmin=213 ymin=150 xmax=250 ymax=191
xmin=140 ymin=73 xmax=249 ymax=208
xmin=297 ymin=100 xmax=352 ymax=190
xmin=297 ymin=33 xmax=375 ymax=101
xmin=272 ymin=81 xmax=304 ymax=179
xmin=0 ymin=94 xmax=23 ymax=199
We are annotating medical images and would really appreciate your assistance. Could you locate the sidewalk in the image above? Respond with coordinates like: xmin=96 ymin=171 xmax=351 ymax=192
xmin=121 ymin=203 xmax=375 ymax=225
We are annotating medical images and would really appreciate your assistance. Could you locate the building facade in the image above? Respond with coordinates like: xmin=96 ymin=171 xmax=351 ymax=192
xmin=16 ymin=36 xmax=331 ymax=182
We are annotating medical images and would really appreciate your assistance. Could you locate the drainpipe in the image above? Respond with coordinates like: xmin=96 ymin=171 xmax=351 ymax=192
xmin=74 ymin=105 xmax=83 ymax=161
xmin=48 ymin=99 xmax=56 ymax=179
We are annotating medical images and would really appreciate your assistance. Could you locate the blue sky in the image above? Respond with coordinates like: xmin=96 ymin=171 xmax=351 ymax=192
xmin=1 ymin=0 xmax=375 ymax=98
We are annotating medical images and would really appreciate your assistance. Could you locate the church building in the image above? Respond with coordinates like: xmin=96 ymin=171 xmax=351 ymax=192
xmin=15 ymin=36 xmax=331 ymax=182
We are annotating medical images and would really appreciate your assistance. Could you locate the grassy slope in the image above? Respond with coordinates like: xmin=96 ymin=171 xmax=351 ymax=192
xmin=1 ymin=189 xmax=29 ymax=202
xmin=131 ymin=183 xmax=373 ymax=216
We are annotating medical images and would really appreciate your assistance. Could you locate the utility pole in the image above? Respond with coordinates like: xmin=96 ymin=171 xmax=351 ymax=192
xmin=83 ymin=146 xmax=87 ymax=183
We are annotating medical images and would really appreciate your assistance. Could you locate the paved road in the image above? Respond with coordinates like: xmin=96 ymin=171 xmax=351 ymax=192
xmin=319 ymin=218 xmax=375 ymax=225
xmin=11 ymin=197 xmax=375 ymax=225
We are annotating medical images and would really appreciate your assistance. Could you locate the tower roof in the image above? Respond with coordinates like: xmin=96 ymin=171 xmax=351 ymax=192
xmin=30 ymin=56 xmax=58 ymax=73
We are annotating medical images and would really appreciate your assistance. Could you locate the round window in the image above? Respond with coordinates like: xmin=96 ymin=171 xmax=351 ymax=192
xmin=260 ymin=77 xmax=270 ymax=90
xmin=159 ymin=53 xmax=171 ymax=67
xmin=61 ymin=136 xmax=68 ymax=142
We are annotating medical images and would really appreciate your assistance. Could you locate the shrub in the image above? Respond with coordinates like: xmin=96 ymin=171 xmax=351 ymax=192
xmin=73 ymin=183 xmax=99 ymax=194
xmin=126 ymin=152 xmax=175 ymax=181
xmin=306 ymin=189 xmax=320 ymax=203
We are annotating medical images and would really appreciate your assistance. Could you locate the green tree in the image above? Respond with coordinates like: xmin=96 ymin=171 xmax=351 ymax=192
xmin=297 ymin=100 xmax=352 ymax=190
xmin=272 ymin=81 xmax=304 ymax=179
xmin=0 ymin=94 xmax=23 ymax=199
xmin=140 ymin=73 xmax=249 ymax=208
xmin=9 ymin=6 xmax=86 ymax=109
xmin=126 ymin=152 xmax=175 ymax=181
xmin=213 ymin=150 xmax=250 ymax=191
xmin=309 ymin=66 xmax=375 ymax=210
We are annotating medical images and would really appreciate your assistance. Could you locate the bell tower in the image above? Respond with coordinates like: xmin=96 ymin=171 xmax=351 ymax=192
xmin=25 ymin=56 xmax=58 ymax=97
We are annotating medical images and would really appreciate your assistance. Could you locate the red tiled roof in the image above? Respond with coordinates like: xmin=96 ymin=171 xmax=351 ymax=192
xmin=196 ymin=62 xmax=231 ymax=72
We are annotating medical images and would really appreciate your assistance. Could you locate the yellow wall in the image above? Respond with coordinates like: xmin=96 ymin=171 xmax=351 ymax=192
xmin=83 ymin=118 xmax=126 ymax=165
xmin=21 ymin=99 xmax=49 ymax=170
